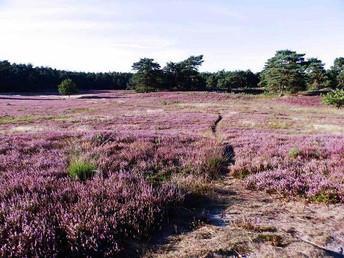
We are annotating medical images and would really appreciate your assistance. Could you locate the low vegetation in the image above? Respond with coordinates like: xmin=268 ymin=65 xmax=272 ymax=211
xmin=0 ymin=130 xmax=227 ymax=256
xmin=0 ymin=89 xmax=343 ymax=256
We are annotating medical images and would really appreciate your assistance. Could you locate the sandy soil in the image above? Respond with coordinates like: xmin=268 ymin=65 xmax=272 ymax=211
xmin=146 ymin=176 xmax=344 ymax=257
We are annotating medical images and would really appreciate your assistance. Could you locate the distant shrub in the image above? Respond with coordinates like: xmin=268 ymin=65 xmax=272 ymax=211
xmin=322 ymin=89 xmax=344 ymax=108
xmin=69 ymin=161 xmax=96 ymax=181
xmin=58 ymin=79 xmax=77 ymax=96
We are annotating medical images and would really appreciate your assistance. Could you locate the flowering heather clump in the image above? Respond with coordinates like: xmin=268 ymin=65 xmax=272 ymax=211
xmin=0 ymin=171 xmax=174 ymax=256
xmin=271 ymin=95 xmax=323 ymax=107
xmin=0 ymin=131 xmax=225 ymax=256
xmin=227 ymin=132 xmax=344 ymax=202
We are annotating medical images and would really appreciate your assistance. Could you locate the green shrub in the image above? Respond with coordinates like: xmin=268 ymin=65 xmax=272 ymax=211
xmin=322 ymin=89 xmax=344 ymax=108
xmin=288 ymin=147 xmax=300 ymax=158
xmin=69 ymin=161 xmax=96 ymax=181
xmin=312 ymin=191 xmax=339 ymax=204
xmin=58 ymin=79 xmax=78 ymax=96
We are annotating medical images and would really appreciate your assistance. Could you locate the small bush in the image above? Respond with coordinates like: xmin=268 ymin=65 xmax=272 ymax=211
xmin=58 ymin=79 xmax=78 ymax=96
xmin=69 ymin=161 xmax=96 ymax=181
xmin=312 ymin=191 xmax=340 ymax=204
xmin=322 ymin=89 xmax=344 ymax=108
xmin=288 ymin=147 xmax=300 ymax=158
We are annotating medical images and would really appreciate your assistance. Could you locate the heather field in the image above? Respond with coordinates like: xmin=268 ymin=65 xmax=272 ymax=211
xmin=0 ymin=90 xmax=344 ymax=257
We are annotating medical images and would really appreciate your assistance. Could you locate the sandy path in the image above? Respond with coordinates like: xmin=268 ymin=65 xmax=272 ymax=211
xmin=146 ymin=176 xmax=344 ymax=257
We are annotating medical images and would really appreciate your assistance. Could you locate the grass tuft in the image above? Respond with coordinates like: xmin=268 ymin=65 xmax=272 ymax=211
xmin=69 ymin=161 xmax=96 ymax=181
xmin=288 ymin=147 xmax=300 ymax=158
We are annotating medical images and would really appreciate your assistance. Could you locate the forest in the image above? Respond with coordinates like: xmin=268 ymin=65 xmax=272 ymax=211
xmin=0 ymin=60 xmax=132 ymax=92
xmin=1 ymin=50 xmax=343 ymax=94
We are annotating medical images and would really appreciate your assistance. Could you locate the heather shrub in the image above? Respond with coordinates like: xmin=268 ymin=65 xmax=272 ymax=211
xmin=322 ymin=89 xmax=344 ymax=108
xmin=0 ymin=133 xmax=185 ymax=257
xmin=226 ymin=132 xmax=344 ymax=203
xmin=69 ymin=161 xmax=96 ymax=181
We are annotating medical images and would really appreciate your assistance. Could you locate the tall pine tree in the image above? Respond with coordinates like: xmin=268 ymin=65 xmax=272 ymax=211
xmin=304 ymin=58 xmax=328 ymax=90
xmin=260 ymin=50 xmax=307 ymax=94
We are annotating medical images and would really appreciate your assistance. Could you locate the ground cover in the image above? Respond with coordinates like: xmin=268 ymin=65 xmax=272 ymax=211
xmin=0 ymin=90 xmax=343 ymax=257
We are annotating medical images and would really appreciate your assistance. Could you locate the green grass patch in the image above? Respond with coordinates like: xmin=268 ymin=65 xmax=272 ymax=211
xmin=160 ymin=100 xmax=181 ymax=105
xmin=311 ymin=191 xmax=340 ymax=204
xmin=68 ymin=107 xmax=95 ymax=113
xmin=69 ymin=161 xmax=97 ymax=181
xmin=0 ymin=115 xmax=37 ymax=124
xmin=0 ymin=115 xmax=70 ymax=124
xmin=288 ymin=147 xmax=300 ymax=158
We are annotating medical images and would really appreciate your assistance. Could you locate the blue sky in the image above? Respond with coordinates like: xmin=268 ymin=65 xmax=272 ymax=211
xmin=0 ymin=0 xmax=343 ymax=72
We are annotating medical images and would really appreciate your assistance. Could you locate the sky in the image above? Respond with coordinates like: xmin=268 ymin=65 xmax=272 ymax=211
xmin=0 ymin=0 xmax=343 ymax=73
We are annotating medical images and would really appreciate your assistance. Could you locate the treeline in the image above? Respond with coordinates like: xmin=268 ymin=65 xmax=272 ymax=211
xmin=1 ymin=50 xmax=343 ymax=94
xmin=202 ymin=70 xmax=260 ymax=90
xmin=129 ymin=55 xmax=260 ymax=92
xmin=259 ymin=50 xmax=344 ymax=94
xmin=0 ymin=60 xmax=132 ymax=92
xmin=129 ymin=55 xmax=207 ymax=92
xmin=129 ymin=51 xmax=343 ymax=94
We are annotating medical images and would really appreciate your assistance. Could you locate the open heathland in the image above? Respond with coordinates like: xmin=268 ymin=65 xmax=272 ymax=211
xmin=0 ymin=90 xmax=343 ymax=257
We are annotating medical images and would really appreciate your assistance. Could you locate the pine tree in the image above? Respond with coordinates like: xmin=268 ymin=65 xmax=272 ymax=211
xmin=304 ymin=58 xmax=328 ymax=90
xmin=260 ymin=50 xmax=307 ymax=94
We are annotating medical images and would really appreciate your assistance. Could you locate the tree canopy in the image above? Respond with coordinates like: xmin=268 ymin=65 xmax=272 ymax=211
xmin=130 ymin=55 xmax=206 ymax=92
xmin=1 ymin=52 xmax=343 ymax=94
xmin=0 ymin=60 xmax=132 ymax=92
xmin=202 ymin=70 xmax=259 ymax=91
xmin=259 ymin=50 xmax=307 ymax=94
xmin=332 ymin=57 xmax=344 ymax=89
xmin=58 ymin=79 xmax=78 ymax=96
xmin=130 ymin=58 xmax=163 ymax=93
xmin=304 ymin=58 xmax=328 ymax=90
